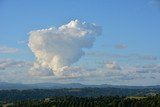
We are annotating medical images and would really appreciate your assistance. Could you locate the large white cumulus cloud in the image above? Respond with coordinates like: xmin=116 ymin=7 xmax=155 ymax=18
xmin=28 ymin=20 xmax=101 ymax=76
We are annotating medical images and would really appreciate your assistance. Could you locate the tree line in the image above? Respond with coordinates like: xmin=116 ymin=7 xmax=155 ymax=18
xmin=0 ymin=88 xmax=160 ymax=103
xmin=2 ymin=95 xmax=160 ymax=107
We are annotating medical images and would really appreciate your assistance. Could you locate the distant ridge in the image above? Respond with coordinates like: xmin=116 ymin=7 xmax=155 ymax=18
xmin=0 ymin=82 xmax=160 ymax=90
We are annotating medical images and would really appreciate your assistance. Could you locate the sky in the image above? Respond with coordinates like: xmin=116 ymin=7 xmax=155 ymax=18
xmin=0 ymin=0 xmax=160 ymax=85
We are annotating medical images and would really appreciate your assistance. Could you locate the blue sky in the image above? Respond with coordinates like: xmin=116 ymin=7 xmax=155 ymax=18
xmin=0 ymin=0 xmax=160 ymax=85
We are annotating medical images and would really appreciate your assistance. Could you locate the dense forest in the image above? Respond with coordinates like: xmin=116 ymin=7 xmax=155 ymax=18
xmin=0 ymin=88 xmax=160 ymax=107
xmin=0 ymin=87 xmax=160 ymax=103
xmin=1 ymin=95 xmax=160 ymax=107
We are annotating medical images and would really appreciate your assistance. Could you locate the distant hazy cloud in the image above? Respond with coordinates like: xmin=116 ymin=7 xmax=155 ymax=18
xmin=137 ymin=64 xmax=160 ymax=73
xmin=28 ymin=20 xmax=101 ymax=76
xmin=0 ymin=58 xmax=159 ymax=84
xmin=0 ymin=45 xmax=18 ymax=54
xmin=105 ymin=61 xmax=121 ymax=70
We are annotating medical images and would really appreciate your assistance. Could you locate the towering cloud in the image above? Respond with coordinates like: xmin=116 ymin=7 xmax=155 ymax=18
xmin=28 ymin=20 xmax=101 ymax=76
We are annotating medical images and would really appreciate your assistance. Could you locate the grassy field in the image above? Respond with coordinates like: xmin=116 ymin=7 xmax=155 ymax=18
xmin=2 ymin=103 xmax=13 ymax=107
xmin=126 ymin=96 xmax=147 ymax=100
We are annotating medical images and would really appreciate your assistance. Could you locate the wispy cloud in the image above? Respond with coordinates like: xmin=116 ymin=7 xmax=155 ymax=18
xmin=86 ymin=51 xmax=160 ymax=61
xmin=115 ymin=44 xmax=128 ymax=49
xmin=0 ymin=59 xmax=32 ymax=70
xmin=17 ymin=40 xmax=26 ymax=44
xmin=149 ymin=0 xmax=160 ymax=5
xmin=101 ymin=43 xmax=128 ymax=49
xmin=148 ymin=0 xmax=160 ymax=9
xmin=105 ymin=61 xmax=121 ymax=70
xmin=0 ymin=45 xmax=18 ymax=54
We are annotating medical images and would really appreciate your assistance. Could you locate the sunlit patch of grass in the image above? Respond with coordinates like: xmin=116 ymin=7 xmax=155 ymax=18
xmin=2 ymin=103 xmax=13 ymax=107
xmin=68 ymin=89 xmax=81 ymax=92
xmin=126 ymin=96 xmax=146 ymax=100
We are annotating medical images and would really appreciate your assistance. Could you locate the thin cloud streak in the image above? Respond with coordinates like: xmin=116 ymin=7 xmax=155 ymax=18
xmin=0 ymin=45 xmax=18 ymax=54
